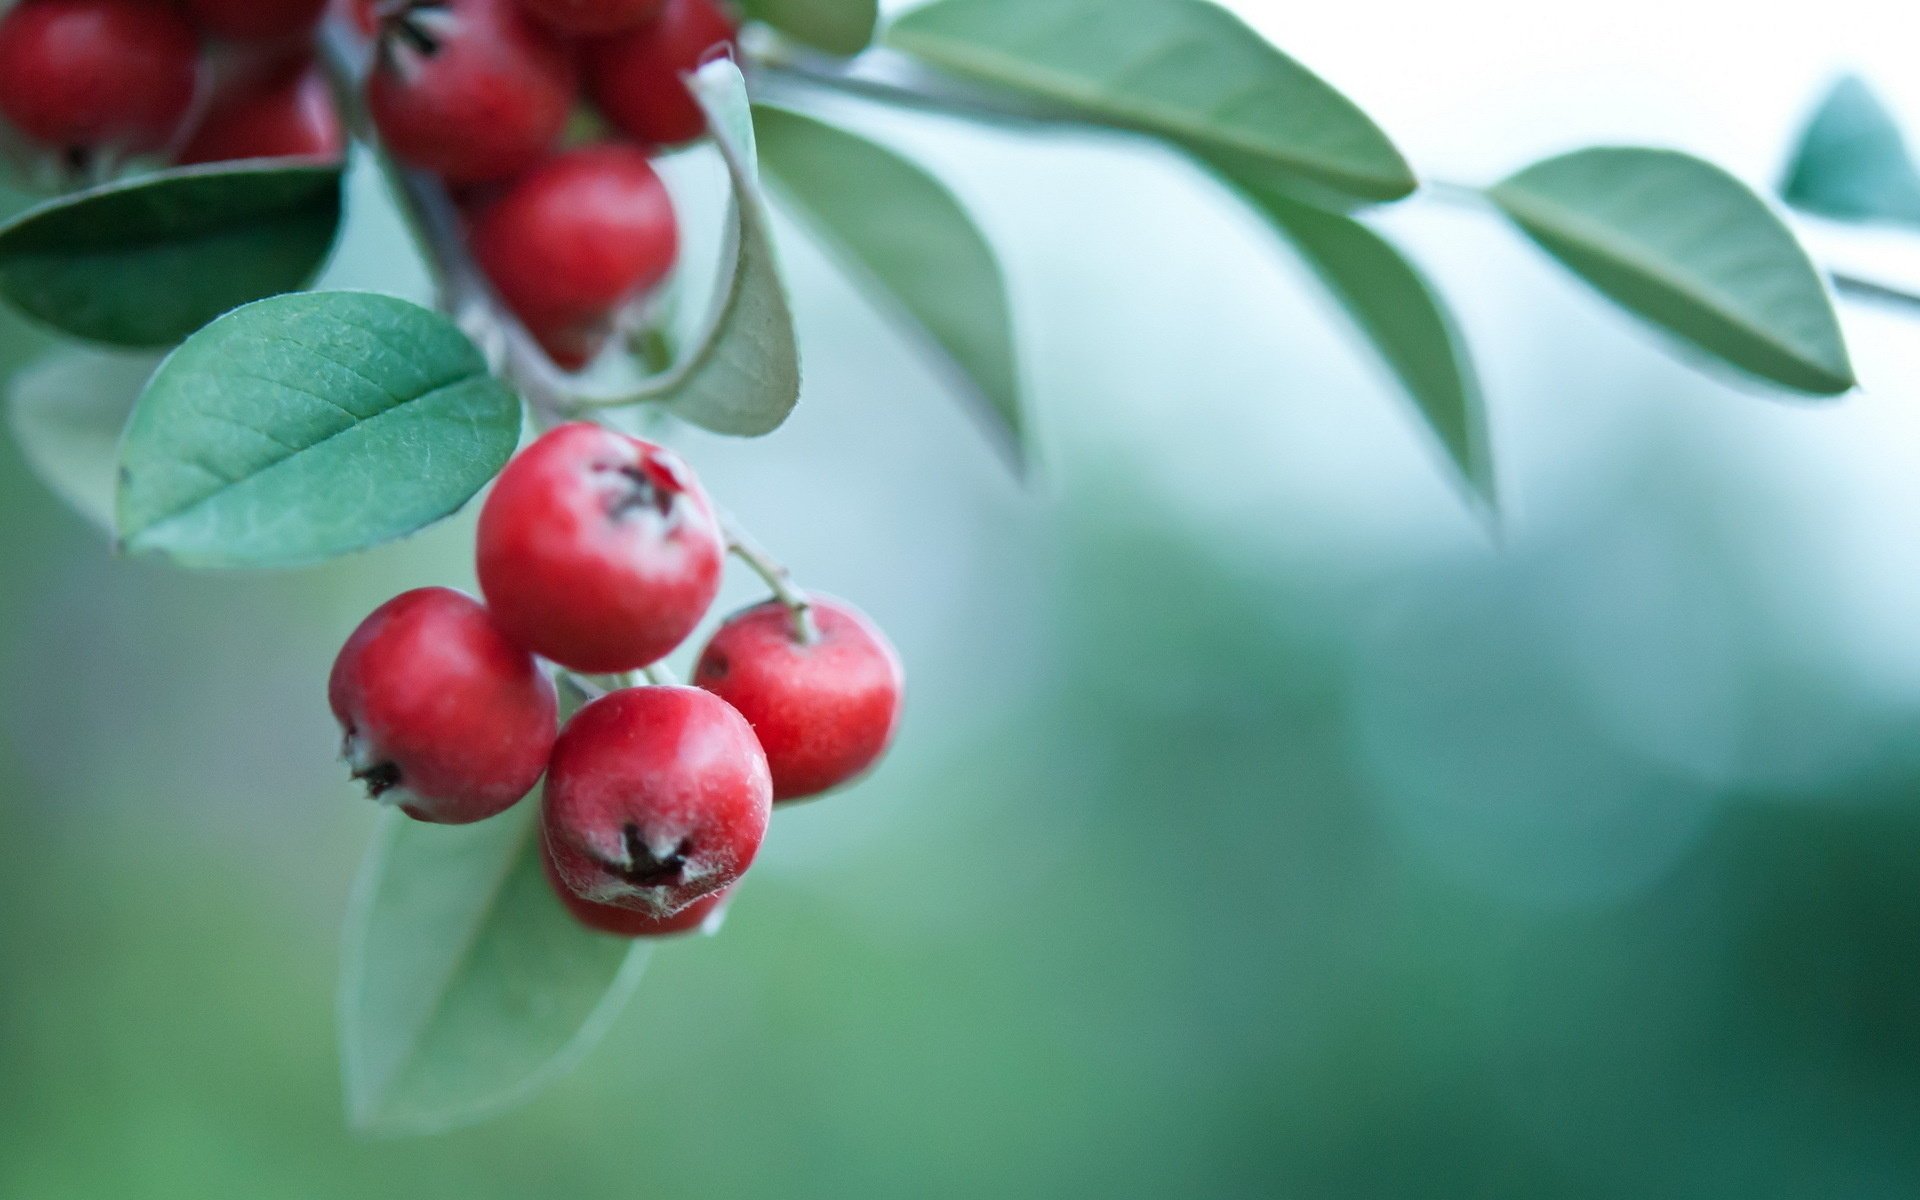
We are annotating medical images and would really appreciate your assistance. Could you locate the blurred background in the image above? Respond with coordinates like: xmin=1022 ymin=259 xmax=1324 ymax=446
xmin=8 ymin=0 xmax=1920 ymax=1195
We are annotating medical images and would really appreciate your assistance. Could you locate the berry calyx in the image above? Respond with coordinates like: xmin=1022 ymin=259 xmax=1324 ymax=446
xmin=470 ymin=144 xmax=678 ymax=365
xmin=0 ymin=0 xmax=200 ymax=154
xmin=542 ymin=834 xmax=731 ymax=937
xmin=367 ymin=0 xmax=575 ymax=185
xmin=177 ymin=56 xmax=344 ymax=165
xmin=328 ymin=587 xmax=558 ymax=824
xmin=580 ymin=0 xmax=736 ymax=147
xmin=542 ymin=686 xmax=771 ymax=917
xmin=519 ymin=0 xmax=665 ymax=35
xmin=183 ymin=0 xmax=327 ymax=42
xmin=694 ymin=596 xmax=904 ymax=802
xmin=476 ymin=423 xmax=725 ymax=673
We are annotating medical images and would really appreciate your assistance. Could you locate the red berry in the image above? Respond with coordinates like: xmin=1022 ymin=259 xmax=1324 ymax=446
xmin=524 ymin=316 xmax=611 ymax=373
xmin=694 ymin=597 xmax=904 ymax=802
xmin=542 ymin=686 xmax=771 ymax=917
xmin=470 ymin=144 xmax=678 ymax=353
xmin=183 ymin=0 xmax=326 ymax=41
xmin=329 ymin=587 xmax=558 ymax=824
xmin=177 ymin=56 xmax=343 ymax=165
xmin=476 ymin=423 xmax=724 ymax=673
xmin=519 ymin=0 xmax=664 ymax=35
xmin=0 ymin=0 xmax=199 ymax=153
xmin=368 ymin=0 xmax=575 ymax=185
xmin=541 ymin=833 xmax=731 ymax=937
xmin=580 ymin=0 xmax=735 ymax=147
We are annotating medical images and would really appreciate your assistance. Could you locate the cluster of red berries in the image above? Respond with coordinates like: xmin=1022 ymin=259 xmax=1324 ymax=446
xmin=0 ymin=0 xmax=736 ymax=374
xmin=364 ymin=0 xmax=737 ymax=369
xmin=329 ymin=423 xmax=904 ymax=937
xmin=0 ymin=0 xmax=343 ymax=171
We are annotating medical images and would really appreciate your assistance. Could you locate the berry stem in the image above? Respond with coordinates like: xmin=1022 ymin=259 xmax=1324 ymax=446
xmin=642 ymin=662 xmax=679 ymax=686
xmin=721 ymin=512 xmax=817 ymax=643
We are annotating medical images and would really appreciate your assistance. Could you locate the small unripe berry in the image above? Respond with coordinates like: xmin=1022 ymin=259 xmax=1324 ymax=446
xmin=541 ymin=833 xmax=731 ymax=937
xmin=519 ymin=0 xmax=665 ymax=35
xmin=694 ymin=597 xmax=904 ymax=802
xmin=329 ymin=587 xmax=558 ymax=824
xmin=470 ymin=144 xmax=678 ymax=358
xmin=177 ymin=57 xmax=344 ymax=166
xmin=542 ymin=686 xmax=771 ymax=917
xmin=368 ymin=0 xmax=575 ymax=185
xmin=581 ymin=0 xmax=736 ymax=147
xmin=183 ymin=0 xmax=327 ymax=42
xmin=0 ymin=0 xmax=200 ymax=154
xmin=477 ymin=423 xmax=724 ymax=673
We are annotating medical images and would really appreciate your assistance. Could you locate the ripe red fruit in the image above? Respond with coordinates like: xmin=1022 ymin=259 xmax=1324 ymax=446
xmin=581 ymin=0 xmax=736 ymax=147
xmin=694 ymin=597 xmax=904 ymax=802
xmin=476 ymin=423 xmax=725 ymax=673
xmin=471 ymin=145 xmax=679 ymax=360
xmin=542 ymin=686 xmax=771 ymax=917
xmin=519 ymin=0 xmax=664 ymax=35
xmin=177 ymin=57 xmax=344 ymax=165
xmin=183 ymin=0 xmax=327 ymax=41
xmin=329 ymin=587 xmax=558 ymax=824
xmin=0 ymin=0 xmax=199 ymax=153
xmin=542 ymin=835 xmax=731 ymax=937
xmin=367 ymin=0 xmax=575 ymax=185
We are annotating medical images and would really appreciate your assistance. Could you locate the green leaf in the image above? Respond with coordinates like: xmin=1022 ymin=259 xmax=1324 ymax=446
xmin=116 ymin=291 xmax=520 ymax=568
xmin=6 ymin=347 xmax=163 ymax=530
xmin=754 ymin=104 xmax=1024 ymax=467
xmin=885 ymin=0 xmax=1414 ymax=204
xmin=1780 ymin=76 xmax=1920 ymax=227
xmin=1488 ymin=147 xmax=1855 ymax=397
xmin=340 ymin=802 xmax=650 ymax=1136
xmin=0 ymin=161 xmax=343 ymax=347
xmin=635 ymin=59 xmax=799 ymax=436
xmin=1220 ymin=176 xmax=1492 ymax=508
xmin=741 ymin=0 xmax=877 ymax=55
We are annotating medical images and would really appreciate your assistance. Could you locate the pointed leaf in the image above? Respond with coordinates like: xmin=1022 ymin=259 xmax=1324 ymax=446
xmin=340 ymin=802 xmax=650 ymax=1136
xmin=741 ymin=0 xmax=877 ymax=55
xmin=0 ymin=161 xmax=343 ymax=347
xmin=754 ymin=104 xmax=1023 ymax=466
xmin=1780 ymin=76 xmax=1920 ymax=227
xmin=885 ymin=0 xmax=1413 ymax=204
xmin=1489 ymin=147 xmax=1854 ymax=396
xmin=636 ymin=59 xmax=800 ymax=437
xmin=116 ymin=291 xmax=520 ymax=568
xmin=1220 ymin=175 xmax=1492 ymax=507
xmin=6 ymin=347 xmax=163 ymax=530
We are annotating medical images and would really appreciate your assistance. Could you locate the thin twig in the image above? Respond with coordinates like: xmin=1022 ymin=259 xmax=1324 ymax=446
xmin=720 ymin=511 xmax=816 ymax=643
xmin=1832 ymin=272 xmax=1920 ymax=314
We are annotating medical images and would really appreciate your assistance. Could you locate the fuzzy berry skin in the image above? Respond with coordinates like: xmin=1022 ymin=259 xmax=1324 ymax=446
xmin=183 ymin=0 xmax=327 ymax=41
xmin=368 ymin=0 xmax=575 ymax=185
xmin=471 ymin=144 xmax=678 ymax=347
xmin=177 ymin=57 xmax=343 ymax=165
xmin=542 ymin=686 xmax=771 ymax=917
xmin=0 ymin=0 xmax=199 ymax=153
xmin=519 ymin=0 xmax=664 ymax=35
xmin=694 ymin=597 xmax=904 ymax=802
xmin=329 ymin=587 xmax=558 ymax=825
xmin=580 ymin=0 xmax=736 ymax=147
xmin=477 ymin=423 xmax=724 ymax=673
xmin=542 ymin=833 xmax=731 ymax=937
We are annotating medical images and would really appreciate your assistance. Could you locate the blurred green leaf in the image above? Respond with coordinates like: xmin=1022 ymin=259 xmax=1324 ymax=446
xmin=116 ymin=291 xmax=518 ymax=568
xmin=634 ymin=59 xmax=799 ymax=437
xmin=340 ymin=802 xmax=649 ymax=1136
xmin=755 ymin=104 xmax=1024 ymax=467
xmin=1223 ymin=179 xmax=1492 ymax=508
xmin=1489 ymin=147 xmax=1855 ymax=396
xmin=6 ymin=347 xmax=162 ymax=530
xmin=1780 ymin=76 xmax=1920 ymax=227
xmin=885 ymin=0 xmax=1414 ymax=204
xmin=0 ymin=161 xmax=342 ymax=347
xmin=741 ymin=0 xmax=878 ymax=55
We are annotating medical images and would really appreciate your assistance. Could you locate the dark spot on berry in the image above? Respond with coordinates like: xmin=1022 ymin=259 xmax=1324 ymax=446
xmin=700 ymin=652 xmax=729 ymax=680
xmin=604 ymin=464 xmax=675 ymax=522
xmin=354 ymin=759 xmax=403 ymax=799
xmin=608 ymin=824 xmax=688 ymax=886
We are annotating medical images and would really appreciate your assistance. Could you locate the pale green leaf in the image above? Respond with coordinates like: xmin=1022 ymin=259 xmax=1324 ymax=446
xmin=6 ymin=347 xmax=163 ymax=530
xmin=1780 ymin=76 xmax=1920 ymax=227
xmin=741 ymin=0 xmax=878 ymax=55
